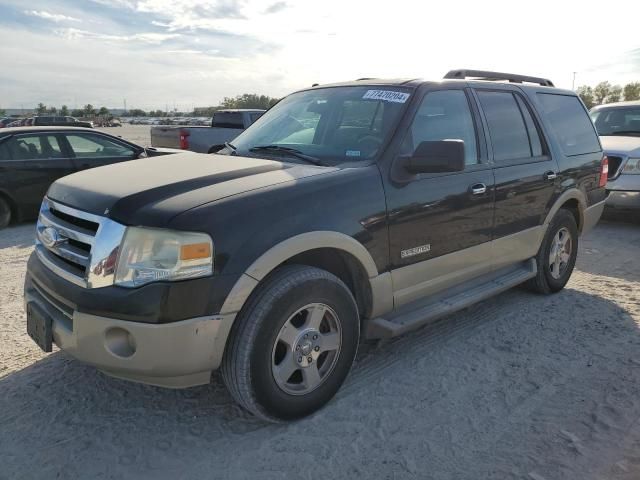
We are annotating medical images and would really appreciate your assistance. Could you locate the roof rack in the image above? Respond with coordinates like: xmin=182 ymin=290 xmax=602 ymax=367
xmin=444 ymin=69 xmax=554 ymax=87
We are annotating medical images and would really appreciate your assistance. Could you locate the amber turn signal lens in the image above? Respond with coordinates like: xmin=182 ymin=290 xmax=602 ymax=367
xmin=180 ymin=242 xmax=212 ymax=260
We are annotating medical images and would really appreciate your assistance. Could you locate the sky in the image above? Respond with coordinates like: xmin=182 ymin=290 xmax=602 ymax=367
xmin=0 ymin=0 xmax=639 ymax=111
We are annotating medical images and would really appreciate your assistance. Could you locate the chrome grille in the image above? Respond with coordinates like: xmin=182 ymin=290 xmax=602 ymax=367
xmin=35 ymin=198 xmax=126 ymax=288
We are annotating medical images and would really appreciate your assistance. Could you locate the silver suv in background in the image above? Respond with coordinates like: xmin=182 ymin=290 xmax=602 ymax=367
xmin=591 ymin=101 xmax=640 ymax=213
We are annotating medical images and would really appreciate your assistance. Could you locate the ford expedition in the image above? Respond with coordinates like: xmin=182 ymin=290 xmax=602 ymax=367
xmin=24 ymin=70 xmax=607 ymax=421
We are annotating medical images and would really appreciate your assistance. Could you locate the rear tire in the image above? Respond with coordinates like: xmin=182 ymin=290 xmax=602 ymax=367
xmin=221 ymin=265 xmax=359 ymax=422
xmin=526 ymin=209 xmax=578 ymax=294
xmin=0 ymin=197 xmax=11 ymax=229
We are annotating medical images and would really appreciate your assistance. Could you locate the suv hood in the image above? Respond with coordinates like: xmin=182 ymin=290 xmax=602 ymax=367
xmin=600 ymin=136 xmax=640 ymax=156
xmin=47 ymin=152 xmax=335 ymax=226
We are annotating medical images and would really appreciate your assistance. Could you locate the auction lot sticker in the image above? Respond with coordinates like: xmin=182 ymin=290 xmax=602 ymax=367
xmin=363 ymin=90 xmax=410 ymax=103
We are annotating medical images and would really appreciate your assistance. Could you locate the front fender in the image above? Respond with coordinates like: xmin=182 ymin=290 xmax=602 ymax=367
xmin=219 ymin=231 xmax=381 ymax=315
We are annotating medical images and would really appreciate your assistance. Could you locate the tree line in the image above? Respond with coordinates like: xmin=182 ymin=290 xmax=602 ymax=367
xmin=24 ymin=93 xmax=280 ymax=119
xmin=6 ymin=82 xmax=638 ymax=120
xmin=33 ymin=103 xmax=113 ymax=118
xmin=577 ymin=81 xmax=640 ymax=109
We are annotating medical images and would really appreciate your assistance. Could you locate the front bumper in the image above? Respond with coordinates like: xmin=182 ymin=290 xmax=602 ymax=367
xmin=606 ymin=191 xmax=640 ymax=210
xmin=606 ymin=174 xmax=640 ymax=210
xmin=24 ymin=252 xmax=238 ymax=388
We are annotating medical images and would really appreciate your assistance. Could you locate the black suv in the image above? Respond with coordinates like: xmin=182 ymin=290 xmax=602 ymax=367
xmin=24 ymin=70 xmax=607 ymax=421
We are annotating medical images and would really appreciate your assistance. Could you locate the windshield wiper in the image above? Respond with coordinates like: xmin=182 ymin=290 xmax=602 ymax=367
xmin=249 ymin=145 xmax=325 ymax=166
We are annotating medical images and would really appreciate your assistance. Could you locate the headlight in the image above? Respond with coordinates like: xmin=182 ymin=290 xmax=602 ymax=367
xmin=115 ymin=227 xmax=213 ymax=287
xmin=622 ymin=158 xmax=640 ymax=175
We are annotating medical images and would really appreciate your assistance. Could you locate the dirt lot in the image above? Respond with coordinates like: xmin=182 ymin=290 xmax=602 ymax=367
xmin=1 ymin=219 xmax=640 ymax=479
xmin=96 ymin=124 xmax=152 ymax=147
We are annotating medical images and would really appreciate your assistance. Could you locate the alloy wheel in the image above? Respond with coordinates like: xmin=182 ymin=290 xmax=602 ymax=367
xmin=271 ymin=303 xmax=342 ymax=395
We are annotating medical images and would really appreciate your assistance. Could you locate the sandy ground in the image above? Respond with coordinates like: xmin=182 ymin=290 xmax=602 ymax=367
xmin=1 ymin=217 xmax=640 ymax=479
xmin=96 ymin=124 xmax=152 ymax=147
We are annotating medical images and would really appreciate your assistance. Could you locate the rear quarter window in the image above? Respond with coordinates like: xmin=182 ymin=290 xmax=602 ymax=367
xmin=212 ymin=112 xmax=244 ymax=129
xmin=537 ymin=93 xmax=601 ymax=156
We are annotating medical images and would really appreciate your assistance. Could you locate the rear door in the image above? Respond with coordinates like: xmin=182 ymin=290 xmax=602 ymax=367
xmin=62 ymin=132 xmax=138 ymax=170
xmin=0 ymin=133 xmax=76 ymax=217
xmin=473 ymin=88 xmax=558 ymax=269
xmin=384 ymin=87 xmax=496 ymax=307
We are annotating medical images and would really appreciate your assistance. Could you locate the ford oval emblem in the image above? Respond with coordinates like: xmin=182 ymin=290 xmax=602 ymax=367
xmin=41 ymin=227 xmax=67 ymax=248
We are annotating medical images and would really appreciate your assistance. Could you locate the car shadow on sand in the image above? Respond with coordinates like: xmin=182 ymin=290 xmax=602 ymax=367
xmin=1 ymin=282 xmax=640 ymax=479
xmin=576 ymin=219 xmax=640 ymax=282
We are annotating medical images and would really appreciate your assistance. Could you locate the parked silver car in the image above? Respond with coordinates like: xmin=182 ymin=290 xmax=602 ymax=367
xmin=591 ymin=101 xmax=640 ymax=212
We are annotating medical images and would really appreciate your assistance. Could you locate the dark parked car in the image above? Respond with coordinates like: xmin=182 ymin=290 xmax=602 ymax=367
xmin=24 ymin=71 xmax=606 ymax=421
xmin=0 ymin=127 xmax=179 ymax=228
xmin=33 ymin=116 xmax=94 ymax=128
xmin=7 ymin=118 xmax=27 ymax=127
xmin=0 ymin=118 xmax=17 ymax=128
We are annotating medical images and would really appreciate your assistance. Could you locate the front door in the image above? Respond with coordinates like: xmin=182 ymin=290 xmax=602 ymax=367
xmin=62 ymin=132 xmax=138 ymax=170
xmin=473 ymin=88 xmax=559 ymax=269
xmin=384 ymin=88 xmax=495 ymax=307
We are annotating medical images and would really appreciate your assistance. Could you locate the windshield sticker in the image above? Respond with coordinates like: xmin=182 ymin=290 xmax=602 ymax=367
xmin=363 ymin=90 xmax=410 ymax=104
xmin=346 ymin=150 xmax=361 ymax=157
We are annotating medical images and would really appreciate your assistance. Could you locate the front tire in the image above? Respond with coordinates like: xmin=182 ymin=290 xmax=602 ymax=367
xmin=526 ymin=209 xmax=578 ymax=294
xmin=221 ymin=265 xmax=359 ymax=422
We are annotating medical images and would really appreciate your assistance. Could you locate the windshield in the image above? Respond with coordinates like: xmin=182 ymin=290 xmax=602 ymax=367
xmin=226 ymin=86 xmax=411 ymax=164
xmin=590 ymin=107 xmax=640 ymax=136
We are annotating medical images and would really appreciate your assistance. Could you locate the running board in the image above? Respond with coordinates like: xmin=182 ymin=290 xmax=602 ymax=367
xmin=365 ymin=259 xmax=537 ymax=339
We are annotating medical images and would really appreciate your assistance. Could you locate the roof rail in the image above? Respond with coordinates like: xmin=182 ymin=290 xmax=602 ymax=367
xmin=443 ymin=69 xmax=554 ymax=87
xmin=356 ymin=77 xmax=377 ymax=81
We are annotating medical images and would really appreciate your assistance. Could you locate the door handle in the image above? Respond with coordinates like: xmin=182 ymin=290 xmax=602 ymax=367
xmin=544 ymin=171 xmax=558 ymax=181
xmin=470 ymin=183 xmax=487 ymax=195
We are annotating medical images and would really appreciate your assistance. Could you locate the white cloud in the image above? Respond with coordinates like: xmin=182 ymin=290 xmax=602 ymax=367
xmin=55 ymin=28 xmax=180 ymax=44
xmin=3 ymin=0 xmax=640 ymax=109
xmin=24 ymin=10 xmax=81 ymax=22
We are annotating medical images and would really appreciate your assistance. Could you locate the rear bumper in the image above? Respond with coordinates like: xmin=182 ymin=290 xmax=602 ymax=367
xmin=24 ymin=282 xmax=236 ymax=388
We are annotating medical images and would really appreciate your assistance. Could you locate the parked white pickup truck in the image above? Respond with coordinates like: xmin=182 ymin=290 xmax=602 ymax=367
xmin=150 ymin=109 xmax=265 ymax=153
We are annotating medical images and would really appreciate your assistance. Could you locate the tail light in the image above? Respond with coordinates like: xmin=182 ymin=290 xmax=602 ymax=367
xmin=598 ymin=156 xmax=609 ymax=188
xmin=179 ymin=130 xmax=190 ymax=150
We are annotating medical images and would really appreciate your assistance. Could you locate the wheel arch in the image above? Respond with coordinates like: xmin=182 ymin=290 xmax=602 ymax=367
xmin=219 ymin=231 xmax=390 ymax=321
xmin=543 ymin=189 xmax=587 ymax=233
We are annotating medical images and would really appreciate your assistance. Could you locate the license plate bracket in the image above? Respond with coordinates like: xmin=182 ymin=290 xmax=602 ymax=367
xmin=26 ymin=302 xmax=53 ymax=352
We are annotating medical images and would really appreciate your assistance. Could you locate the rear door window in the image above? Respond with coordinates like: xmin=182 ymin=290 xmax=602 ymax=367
xmin=515 ymin=95 xmax=543 ymax=157
xmin=7 ymin=135 xmax=64 ymax=159
xmin=477 ymin=91 xmax=532 ymax=162
xmin=212 ymin=112 xmax=244 ymax=128
xmin=537 ymin=93 xmax=601 ymax=156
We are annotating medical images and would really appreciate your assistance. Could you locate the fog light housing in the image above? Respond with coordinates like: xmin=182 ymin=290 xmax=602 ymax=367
xmin=105 ymin=327 xmax=136 ymax=358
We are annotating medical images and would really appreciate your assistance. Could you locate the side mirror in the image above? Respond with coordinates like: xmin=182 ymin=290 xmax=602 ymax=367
xmin=404 ymin=140 xmax=465 ymax=174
